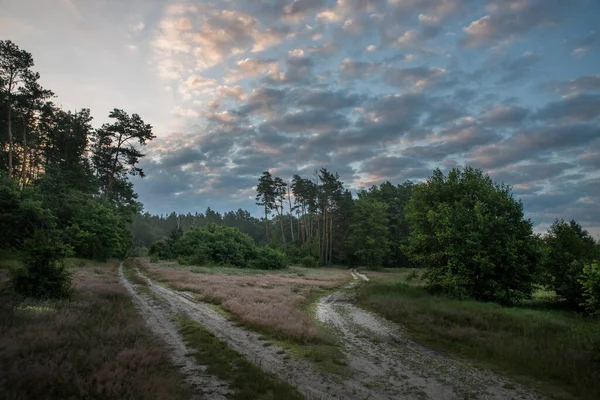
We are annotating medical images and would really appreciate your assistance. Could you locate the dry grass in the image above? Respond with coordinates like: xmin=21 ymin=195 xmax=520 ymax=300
xmin=138 ymin=258 xmax=349 ymax=343
xmin=0 ymin=261 xmax=187 ymax=400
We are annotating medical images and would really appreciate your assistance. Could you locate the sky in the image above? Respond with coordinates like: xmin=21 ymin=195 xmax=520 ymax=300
xmin=2 ymin=0 xmax=600 ymax=236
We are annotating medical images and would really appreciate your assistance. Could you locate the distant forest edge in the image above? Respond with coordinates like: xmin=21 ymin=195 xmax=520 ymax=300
xmin=1 ymin=40 xmax=599 ymax=313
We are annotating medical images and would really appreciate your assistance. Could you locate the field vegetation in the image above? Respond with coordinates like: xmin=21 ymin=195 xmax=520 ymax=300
xmin=138 ymin=258 xmax=349 ymax=371
xmin=139 ymin=258 xmax=347 ymax=341
xmin=359 ymin=271 xmax=600 ymax=400
xmin=0 ymin=261 xmax=188 ymax=400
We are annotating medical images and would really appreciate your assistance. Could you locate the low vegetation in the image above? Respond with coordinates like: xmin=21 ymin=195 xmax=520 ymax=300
xmin=139 ymin=259 xmax=348 ymax=372
xmin=0 ymin=261 xmax=188 ymax=400
xmin=178 ymin=317 xmax=303 ymax=400
xmin=359 ymin=274 xmax=600 ymax=400
xmin=139 ymin=259 xmax=347 ymax=342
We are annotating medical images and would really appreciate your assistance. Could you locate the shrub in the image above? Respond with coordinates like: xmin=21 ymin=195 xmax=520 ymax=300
xmin=150 ymin=223 xmax=288 ymax=269
xmin=300 ymin=255 xmax=320 ymax=268
xmin=10 ymin=231 xmax=73 ymax=299
xmin=580 ymin=263 xmax=600 ymax=315
xmin=250 ymin=247 xmax=288 ymax=270
xmin=149 ymin=238 xmax=173 ymax=259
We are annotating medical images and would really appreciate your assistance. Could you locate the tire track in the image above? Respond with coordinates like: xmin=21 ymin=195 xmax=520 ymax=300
xmin=118 ymin=262 xmax=231 ymax=400
xmin=317 ymin=270 xmax=542 ymax=400
xmin=134 ymin=268 xmax=383 ymax=400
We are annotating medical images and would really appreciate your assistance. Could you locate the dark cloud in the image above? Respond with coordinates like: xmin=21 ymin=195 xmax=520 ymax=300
xmin=339 ymin=59 xmax=382 ymax=79
xmin=284 ymin=0 xmax=327 ymax=20
xmin=471 ymin=123 xmax=600 ymax=169
xmin=239 ymin=87 xmax=287 ymax=116
xmin=404 ymin=123 xmax=500 ymax=162
xmin=490 ymin=162 xmax=576 ymax=185
xmin=263 ymin=54 xmax=314 ymax=85
xmin=270 ymin=109 xmax=349 ymax=133
xmin=541 ymin=75 xmax=600 ymax=96
xmin=157 ymin=146 xmax=205 ymax=168
xmin=566 ymin=30 xmax=598 ymax=57
xmin=460 ymin=0 xmax=564 ymax=48
xmin=296 ymin=89 xmax=365 ymax=110
xmin=360 ymin=155 xmax=425 ymax=179
xmin=536 ymin=94 xmax=600 ymax=122
xmin=384 ymin=65 xmax=447 ymax=89
xmin=480 ymin=105 xmax=529 ymax=126
xmin=497 ymin=52 xmax=541 ymax=84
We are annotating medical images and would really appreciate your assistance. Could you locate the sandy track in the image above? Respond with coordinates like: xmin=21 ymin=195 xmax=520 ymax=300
xmin=133 ymin=267 xmax=379 ymax=400
xmin=316 ymin=269 xmax=542 ymax=400
xmin=118 ymin=263 xmax=231 ymax=400
xmin=123 ymin=262 xmax=542 ymax=400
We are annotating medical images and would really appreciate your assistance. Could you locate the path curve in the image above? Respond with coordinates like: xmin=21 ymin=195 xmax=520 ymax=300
xmin=316 ymin=269 xmax=542 ymax=400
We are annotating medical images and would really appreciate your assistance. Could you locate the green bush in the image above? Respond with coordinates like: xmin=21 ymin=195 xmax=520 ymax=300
xmin=10 ymin=231 xmax=73 ymax=299
xmin=149 ymin=238 xmax=173 ymax=259
xmin=150 ymin=223 xmax=288 ymax=269
xmin=580 ymin=263 xmax=600 ymax=315
xmin=405 ymin=167 xmax=540 ymax=304
xmin=300 ymin=255 xmax=320 ymax=268
xmin=250 ymin=247 xmax=288 ymax=270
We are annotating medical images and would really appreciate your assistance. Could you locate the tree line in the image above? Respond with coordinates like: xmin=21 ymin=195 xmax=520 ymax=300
xmin=1 ymin=40 xmax=154 ymax=297
xmin=144 ymin=166 xmax=600 ymax=312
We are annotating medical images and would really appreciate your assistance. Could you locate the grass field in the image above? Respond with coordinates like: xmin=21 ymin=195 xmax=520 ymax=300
xmin=0 ymin=260 xmax=188 ymax=400
xmin=358 ymin=271 xmax=600 ymax=400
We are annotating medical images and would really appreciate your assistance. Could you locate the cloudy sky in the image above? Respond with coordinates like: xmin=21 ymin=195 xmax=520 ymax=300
xmin=2 ymin=0 xmax=599 ymax=235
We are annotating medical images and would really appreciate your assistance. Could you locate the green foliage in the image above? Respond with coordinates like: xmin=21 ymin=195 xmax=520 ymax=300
xmin=250 ymin=247 xmax=287 ymax=270
xmin=580 ymin=263 xmax=600 ymax=315
xmin=405 ymin=167 xmax=539 ymax=304
xmin=150 ymin=223 xmax=287 ymax=270
xmin=542 ymin=219 xmax=599 ymax=307
xmin=300 ymin=255 xmax=320 ymax=268
xmin=358 ymin=181 xmax=415 ymax=268
xmin=0 ymin=177 xmax=54 ymax=248
xmin=348 ymin=197 xmax=391 ymax=269
xmin=60 ymin=199 xmax=129 ymax=261
xmin=10 ymin=231 xmax=73 ymax=299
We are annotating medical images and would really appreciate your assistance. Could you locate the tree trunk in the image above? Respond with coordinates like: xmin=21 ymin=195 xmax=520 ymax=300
xmin=278 ymin=207 xmax=287 ymax=250
xmin=297 ymin=209 xmax=301 ymax=245
xmin=329 ymin=210 xmax=333 ymax=265
xmin=7 ymin=103 xmax=13 ymax=178
xmin=105 ymin=133 xmax=123 ymax=198
xmin=322 ymin=201 xmax=328 ymax=264
xmin=264 ymin=205 xmax=270 ymax=242
xmin=287 ymin=183 xmax=295 ymax=242
xmin=20 ymin=116 xmax=29 ymax=188
xmin=316 ymin=214 xmax=320 ymax=261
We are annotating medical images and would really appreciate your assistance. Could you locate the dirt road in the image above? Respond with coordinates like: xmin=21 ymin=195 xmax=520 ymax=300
xmin=118 ymin=263 xmax=231 ymax=400
xmin=316 ymin=269 xmax=540 ymax=399
xmin=121 ymin=263 xmax=541 ymax=399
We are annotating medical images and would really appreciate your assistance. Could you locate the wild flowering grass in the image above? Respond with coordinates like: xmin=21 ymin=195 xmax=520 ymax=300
xmin=139 ymin=258 xmax=349 ymax=343
xmin=0 ymin=261 xmax=187 ymax=400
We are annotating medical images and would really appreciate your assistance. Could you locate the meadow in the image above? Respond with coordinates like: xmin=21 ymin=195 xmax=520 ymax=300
xmin=358 ymin=270 xmax=600 ymax=400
